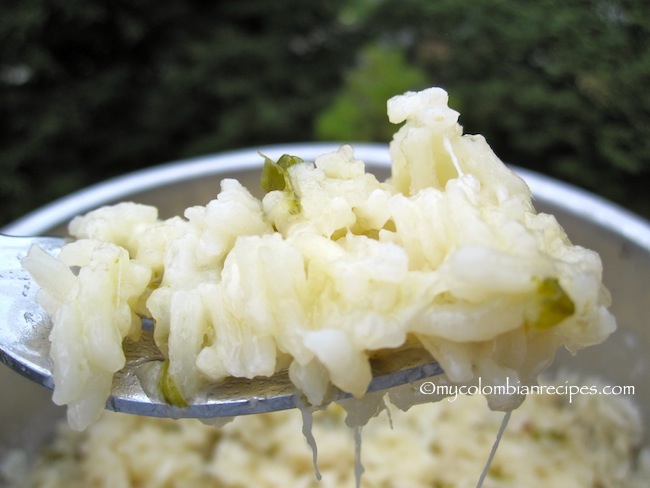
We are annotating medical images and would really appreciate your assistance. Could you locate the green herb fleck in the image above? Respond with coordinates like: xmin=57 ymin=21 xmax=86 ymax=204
xmin=158 ymin=359 xmax=188 ymax=408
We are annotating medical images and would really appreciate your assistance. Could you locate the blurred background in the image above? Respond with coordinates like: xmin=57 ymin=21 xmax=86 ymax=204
xmin=2 ymin=0 xmax=649 ymax=227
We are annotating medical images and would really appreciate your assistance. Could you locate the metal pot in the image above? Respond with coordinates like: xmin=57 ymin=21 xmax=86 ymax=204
xmin=2 ymin=142 xmax=649 ymax=459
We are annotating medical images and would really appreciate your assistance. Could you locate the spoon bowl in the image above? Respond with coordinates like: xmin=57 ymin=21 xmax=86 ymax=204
xmin=0 ymin=234 xmax=443 ymax=419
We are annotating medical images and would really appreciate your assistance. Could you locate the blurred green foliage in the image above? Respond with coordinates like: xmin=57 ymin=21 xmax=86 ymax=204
xmin=2 ymin=0 xmax=649 ymax=225
xmin=315 ymin=44 xmax=429 ymax=142
xmin=0 ymin=0 xmax=363 ymax=225
xmin=328 ymin=0 xmax=650 ymax=217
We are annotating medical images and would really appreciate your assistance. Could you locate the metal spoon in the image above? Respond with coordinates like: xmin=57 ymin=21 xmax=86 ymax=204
xmin=0 ymin=234 xmax=443 ymax=419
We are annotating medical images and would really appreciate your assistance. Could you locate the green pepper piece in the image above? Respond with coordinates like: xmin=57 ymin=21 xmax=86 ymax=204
xmin=259 ymin=152 xmax=303 ymax=214
xmin=528 ymin=277 xmax=575 ymax=329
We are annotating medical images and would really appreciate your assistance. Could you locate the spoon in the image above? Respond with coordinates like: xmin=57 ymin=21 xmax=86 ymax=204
xmin=0 ymin=234 xmax=444 ymax=419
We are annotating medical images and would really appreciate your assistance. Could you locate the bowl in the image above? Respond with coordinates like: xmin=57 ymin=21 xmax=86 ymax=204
xmin=2 ymin=142 xmax=649 ymax=460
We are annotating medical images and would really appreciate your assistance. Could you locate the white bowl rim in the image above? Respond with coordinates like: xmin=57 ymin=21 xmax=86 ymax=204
xmin=3 ymin=142 xmax=650 ymax=253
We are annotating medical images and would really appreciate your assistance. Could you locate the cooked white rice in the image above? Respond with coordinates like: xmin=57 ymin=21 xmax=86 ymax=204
xmin=22 ymin=87 xmax=616 ymax=431
xmin=2 ymin=378 xmax=648 ymax=488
